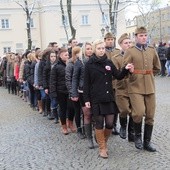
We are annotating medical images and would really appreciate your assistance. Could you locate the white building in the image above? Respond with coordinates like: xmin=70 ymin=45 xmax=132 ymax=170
xmin=0 ymin=0 xmax=126 ymax=54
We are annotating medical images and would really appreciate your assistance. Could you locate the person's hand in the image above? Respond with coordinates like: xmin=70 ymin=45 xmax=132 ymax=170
xmin=71 ymin=97 xmax=79 ymax=101
xmin=125 ymin=63 xmax=134 ymax=73
xmin=85 ymin=102 xmax=91 ymax=108
xmin=45 ymin=89 xmax=48 ymax=94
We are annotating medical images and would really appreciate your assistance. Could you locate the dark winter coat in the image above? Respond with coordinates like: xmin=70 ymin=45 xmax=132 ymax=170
xmin=43 ymin=61 xmax=51 ymax=90
xmin=83 ymin=54 xmax=128 ymax=104
xmin=71 ymin=57 xmax=89 ymax=97
xmin=50 ymin=58 xmax=68 ymax=98
xmin=30 ymin=61 xmax=37 ymax=85
xmin=23 ymin=60 xmax=32 ymax=83
xmin=65 ymin=59 xmax=74 ymax=96
xmin=38 ymin=59 xmax=46 ymax=87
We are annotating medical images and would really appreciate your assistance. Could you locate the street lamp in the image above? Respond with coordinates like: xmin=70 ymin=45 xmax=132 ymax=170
xmin=101 ymin=28 xmax=105 ymax=37
xmin=105 ymin=25 xmax=110 ymax=32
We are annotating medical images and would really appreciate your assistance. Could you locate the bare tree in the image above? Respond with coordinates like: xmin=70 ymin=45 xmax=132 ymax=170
xmin=67 ymin=0 xmax=76 ymax=39
xmin=14 ymin=0 xmax=37 ymax=50
xmin=60 ymin=0 xmax=69 ymax=41
xmin=98 ymin=0 xmax=141 ymax=35
xmin=135 ymin=0 xmax=161 ymax=42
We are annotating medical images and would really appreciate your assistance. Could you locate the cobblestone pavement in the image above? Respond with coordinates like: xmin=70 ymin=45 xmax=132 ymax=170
xmin=0 ymin=77 xmax=170 ymax=170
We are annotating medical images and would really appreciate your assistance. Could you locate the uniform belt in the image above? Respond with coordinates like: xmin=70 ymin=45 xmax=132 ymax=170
xmin=133 ymin=69 xmax=153 ymax=74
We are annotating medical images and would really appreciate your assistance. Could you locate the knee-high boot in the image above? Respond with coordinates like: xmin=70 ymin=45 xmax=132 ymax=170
xmin=134 ymin=122 xmax=143 ymax=149
xmin=95 ymin=129 xmax=108 ymax=158
xmin=104 ymin=128 xmax=112 ymax=153
xmin=128 ymin=116 xmax=134 ymax=142
xmin=53 ymin=108 xmax=59 ymax=124
xmin=84 ymin=124 xmax=94 ymax=149
xmin=112 ymin=113 xmax=119 ymax=135
xmin=119 ymin=117 xmax=127 ymax=139
xmin=143 ymin=124 xmax=156 ymax=152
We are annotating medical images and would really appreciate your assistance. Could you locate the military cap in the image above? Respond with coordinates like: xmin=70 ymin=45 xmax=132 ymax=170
xmin=134 ymin=26 xmax=147 ymax=35
xmin=104 ymin=32 xmax=116 ymax=39
xmin=118 ymin=33 xmax=130 ymax=45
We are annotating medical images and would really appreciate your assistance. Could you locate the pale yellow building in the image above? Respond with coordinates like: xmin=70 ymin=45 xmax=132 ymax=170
xmin=0 ymin=0 xmax=126 ymax=55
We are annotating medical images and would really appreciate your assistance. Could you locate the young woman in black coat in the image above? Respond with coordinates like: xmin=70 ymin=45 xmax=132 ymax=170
xmin=50 ymin=48 xmax=74 ymax=135
xmin=83 ymin=39 xmax=133 ymax=158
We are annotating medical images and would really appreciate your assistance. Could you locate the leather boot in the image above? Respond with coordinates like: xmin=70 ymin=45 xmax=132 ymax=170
xmin=67 ymin=120 xmax=76 ymax=133
xmin=128 ymin=116 xmax=134 ymax=142
xmin=42 ymin=99 xmax=47 ymax=116
xmin=84 ymin=124 xmax=94 ymax=149
xmin=37 ymin=100 xmax=43 ymax=114
xmin=47 ymin=110 xmax=55 ymax=120
xmin=77 ymin=127 xmax=85 ymax=139
xmin=95 ymin=129 xmax=108 ymax=158
xmin=134 ymin=122 xmax=143 ymax=150
xmin=112 ymin=113 xmax=119 ymax=135
xmin=143 ymin=124 xmax=156 ymax=152
xmin=61 ymin=124 xmax=69 ymax=135
xmin=104 ymin=128 xmax=112 ymax=153
xmin=53 ymin=108 xmax=59 ymax=124
xmin=119 ymin=117 xmax=127 ymax=139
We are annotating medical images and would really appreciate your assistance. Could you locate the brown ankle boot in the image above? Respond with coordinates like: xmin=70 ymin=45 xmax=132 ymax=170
xmin=104 ymin=128 xmax=112 ymax=154
xmin=61 ymin=125 xmax=69 ymax=135
xmin=95 ymin=129 xmax=108 ymax=158
xmin=38 ymin=100 xmax=43 ymax=114
xmin=67 ymin=120 xmax=76 ymax=133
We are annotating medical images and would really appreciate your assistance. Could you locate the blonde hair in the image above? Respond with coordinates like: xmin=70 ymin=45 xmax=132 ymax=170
xmin=72 ymin=46 xmax=81 ymax=63
xmin=82 ymin=42 xmax=92 ymax=57
xmin=92 ymin=39 xmax=104 ymax=53
xmin=27 ymin=52 xmax=36 ymax=61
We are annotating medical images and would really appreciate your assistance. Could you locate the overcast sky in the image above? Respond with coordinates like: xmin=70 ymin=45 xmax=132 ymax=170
xmin=125 ymin=0 xmax=170 ymax=20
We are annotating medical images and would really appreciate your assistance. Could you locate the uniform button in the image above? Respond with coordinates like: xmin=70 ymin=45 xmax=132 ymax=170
xmin=105 ymin=73 xmax=107 ymax=75
xmin=106 ymin=82 xmax=108 ymax=84
xmin=106 ymin=91 xmax=109 ymax=93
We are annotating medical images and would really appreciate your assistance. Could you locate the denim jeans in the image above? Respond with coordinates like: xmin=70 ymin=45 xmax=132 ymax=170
xmin=165 ymin=60 xmax=170 ymax=75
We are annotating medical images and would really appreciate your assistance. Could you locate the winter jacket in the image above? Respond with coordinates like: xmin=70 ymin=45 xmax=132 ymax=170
xmin=71 ymin=57 xmax=89 ymax=97
xmin=65 ymin=59 xmax=74 ymax=96
xmin=38 ymin=59 xmax=46 ymax=87
xmin=83 ymin=54 xmax=128 ymax=104
xmin=50 ymin=58 xmax=68 ymax=98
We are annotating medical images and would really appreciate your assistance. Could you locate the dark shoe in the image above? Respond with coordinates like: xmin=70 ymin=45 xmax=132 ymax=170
xmin=112 ymin=126 xmax=119 ymax=135
xmin=119 ymin=126 xmax=126 ymax=139
xmin=47 ymin=112 xmax=55 ymax=120
xmin=54 ymin=118 xmax=59 ymax=124
xmin=119 ymin=117 xmax=127 ymax=139
xmin=112 ymin=113 xmax=119 ymax=135
xmin=128 ymin=116 xmax=134 ymax=142
xmin=43 ymin=112 xmax=48 ymax=117
xmin=134 ymin=122 xmax=143 ymax=150
xmin=84 ymin=124 xmax=94 ymax=149
xmin=77 ymin=128 xmax=85 ymax=139
xmin=143 ymin=124 xmax=156 ymax=152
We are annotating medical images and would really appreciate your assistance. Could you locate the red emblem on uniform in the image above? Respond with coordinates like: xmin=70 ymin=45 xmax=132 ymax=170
xmin=105 ymin=65 xmax=111 ymax=71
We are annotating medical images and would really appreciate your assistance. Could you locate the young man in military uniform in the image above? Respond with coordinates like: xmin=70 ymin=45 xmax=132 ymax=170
xmin=124 ymin=27 xmax=161 ymax=152
xmin=104 ymin=32 xmax=120 ymax=135
xmin=113 ymin=33 xmax=134 ymax=142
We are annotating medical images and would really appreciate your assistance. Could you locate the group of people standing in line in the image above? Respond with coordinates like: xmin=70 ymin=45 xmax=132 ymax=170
xmin=0 ymin=26 xmax=162 ymax=159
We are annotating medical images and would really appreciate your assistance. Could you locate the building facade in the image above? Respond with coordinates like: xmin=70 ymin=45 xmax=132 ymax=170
xmin=135 ymin=5 xmax=170 ymax=45
xmin=0 ymin=0 xmax=126 ymax=55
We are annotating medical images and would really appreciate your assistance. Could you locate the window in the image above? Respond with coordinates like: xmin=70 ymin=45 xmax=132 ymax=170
xmin=30 ymin=18 xmax=34 ymax=28
xmin=16 ymin=43 xmax=23 ymax=49
xmin=102 ymin=14 xmax=108 ymax=25
xmin=81 ymin=15 xmax=89 ymax=25
xmin=1 ymin=19 xmax=9 ymax=29
xmin=62 ymin=15 xmax=68 ymax=26
xmin=3 ymin=47 xmax=11 ymax=53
